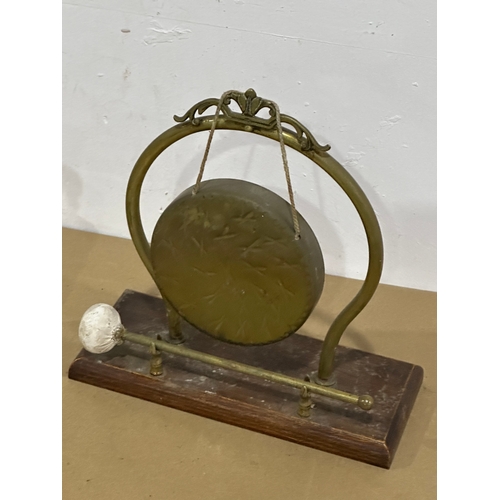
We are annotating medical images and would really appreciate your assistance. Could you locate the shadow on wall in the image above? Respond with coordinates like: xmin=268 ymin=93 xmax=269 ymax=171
xmin=386 ymin=203 xmax=436 ymax=291
xmin=62 ymin=163 xmax=96 ymax=233
xmin=62 ymin=164 xmax=99 ymax=310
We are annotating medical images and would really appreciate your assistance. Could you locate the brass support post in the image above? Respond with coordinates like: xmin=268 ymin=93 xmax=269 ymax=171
xmin=297 ymin=386 xmax=313 ymax=418
xmin=164 ymin=301 xmax=184 ymax=344
xmin=149 ymin=336 xmax=163 ymax=376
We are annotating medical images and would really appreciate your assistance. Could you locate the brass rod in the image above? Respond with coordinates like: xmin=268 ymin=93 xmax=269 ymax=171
xmin=122 ymin=330 xmax=373 ymax=410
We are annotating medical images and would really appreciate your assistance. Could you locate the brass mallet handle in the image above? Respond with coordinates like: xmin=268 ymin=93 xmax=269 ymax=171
xmin=121 ymin=330 xmax=373 ymax=410
xmin=78 ymin=304 xmax=374 ymax=411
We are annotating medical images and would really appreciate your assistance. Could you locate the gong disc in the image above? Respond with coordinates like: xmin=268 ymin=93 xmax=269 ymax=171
xmin=150 ymin=179 xmax=324 ymax=345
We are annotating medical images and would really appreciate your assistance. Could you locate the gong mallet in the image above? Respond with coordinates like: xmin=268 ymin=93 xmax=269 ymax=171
xmin=78 ymin=304 xmax=374 ymax=412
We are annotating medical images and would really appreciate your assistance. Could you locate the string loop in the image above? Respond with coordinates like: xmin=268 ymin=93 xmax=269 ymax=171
xmin=192 ymin=91 xmax=301 ymax=239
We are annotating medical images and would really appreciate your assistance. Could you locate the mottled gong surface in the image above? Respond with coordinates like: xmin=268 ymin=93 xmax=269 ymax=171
xmin=150 ymin=179 xmax=325 ymax=345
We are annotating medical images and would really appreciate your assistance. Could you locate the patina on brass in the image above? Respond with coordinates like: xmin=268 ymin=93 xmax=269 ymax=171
xmin=126 ymin=88 xmax=383 ymax=382
xmin=150 ymin=178 xmax=324 ymax=345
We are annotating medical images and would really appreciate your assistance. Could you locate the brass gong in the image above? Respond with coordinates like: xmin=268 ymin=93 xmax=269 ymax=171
xmin=150 ymin=178 xmax=325 ymax=345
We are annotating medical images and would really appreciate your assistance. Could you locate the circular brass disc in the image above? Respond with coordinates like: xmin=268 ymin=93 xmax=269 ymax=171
xmin=151 ymin=179 xmax=325 ymax=345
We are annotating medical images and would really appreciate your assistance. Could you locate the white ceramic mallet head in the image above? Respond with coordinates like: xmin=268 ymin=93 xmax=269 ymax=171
xmin=78 ymin=304 xmax=124 ymax=354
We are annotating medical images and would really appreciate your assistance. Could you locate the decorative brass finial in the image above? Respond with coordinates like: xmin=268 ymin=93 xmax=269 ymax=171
xmin=357 ymin=395 xmax=374 ymax=411
xmin=173 ymin=89 xmax=330 ymax=153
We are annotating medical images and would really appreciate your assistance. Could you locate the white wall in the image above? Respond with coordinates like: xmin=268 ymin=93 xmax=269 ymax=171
xmin=63 ymin=0 xmax=436 ymax=291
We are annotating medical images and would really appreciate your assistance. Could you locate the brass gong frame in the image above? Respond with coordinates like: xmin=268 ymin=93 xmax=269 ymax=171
xmin=126 ymin=89 xmax=383 ymax=384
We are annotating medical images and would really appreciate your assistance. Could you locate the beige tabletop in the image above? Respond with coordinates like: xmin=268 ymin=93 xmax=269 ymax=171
xmin=62 ymin=228 xmax=436 ymax=499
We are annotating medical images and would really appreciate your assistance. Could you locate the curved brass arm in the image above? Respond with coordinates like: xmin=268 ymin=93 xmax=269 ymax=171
xmin=126 ymin=94 xmax=383 ymax=382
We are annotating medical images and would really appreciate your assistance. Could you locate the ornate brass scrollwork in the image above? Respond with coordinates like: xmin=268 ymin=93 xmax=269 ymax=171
xmin=174 ymin=88 xmax=331 ymax=154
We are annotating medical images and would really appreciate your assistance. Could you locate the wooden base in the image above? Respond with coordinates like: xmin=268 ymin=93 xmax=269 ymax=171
xmin=69 ymin=290 xmax=423 ymax=468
